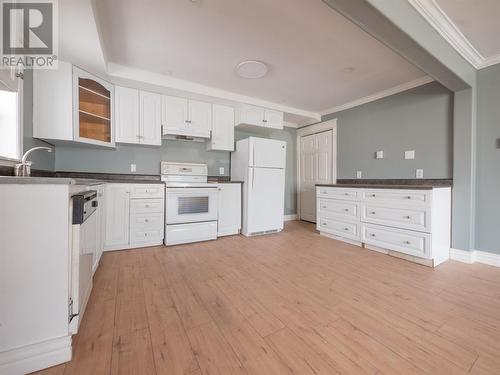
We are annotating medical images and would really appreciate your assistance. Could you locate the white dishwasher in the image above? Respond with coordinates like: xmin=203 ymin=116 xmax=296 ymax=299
xmin=69 ymin=190 xmax=98 ymax=334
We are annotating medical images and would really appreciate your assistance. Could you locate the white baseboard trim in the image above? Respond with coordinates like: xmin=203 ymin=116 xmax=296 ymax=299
xmin=450 ymin=248 xmax=500 ymax=267
xmin=0 ymin=336 xmax=72 ymax=375
xmin=284 ymin=214 xmax=298 ymax=221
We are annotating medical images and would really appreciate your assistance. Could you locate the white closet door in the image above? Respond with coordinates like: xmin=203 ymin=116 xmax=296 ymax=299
xmin=300 ymin=130 xmax=333 ymax=222
xmin=300 ymin=134 xmax=317 ymax=222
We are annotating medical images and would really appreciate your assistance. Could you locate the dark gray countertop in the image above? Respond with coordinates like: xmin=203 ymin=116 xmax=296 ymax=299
xmin=316 ymin=183 xmax=444 ymax=190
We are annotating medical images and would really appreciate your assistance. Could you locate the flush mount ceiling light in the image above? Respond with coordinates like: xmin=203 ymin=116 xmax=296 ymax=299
xmin=235 ymin=60 xmax=269 ymax=79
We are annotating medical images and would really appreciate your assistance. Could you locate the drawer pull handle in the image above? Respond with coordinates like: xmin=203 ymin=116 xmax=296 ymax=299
xmin=344 ymin=193 xmax=350 ymax=196
xmin=322 ymin=206 xmax=327 ymax=209
xmin=406 ymin=196 xmax=412 ymax=199
xmin=145 ymin=205 xmax=150 ymax=208
xmin=370 ymin=211 xmax=376 ymax=215
xmin=370 ymin=194 xmax=376 ymax=197
xmin=322 ymin=191 xmax=327 ymax=194
xmin=404 ymin=216 xmax=411 ymax=219
xmin=322 ymin=222 xmax=327 ymax=226
xmin=370 ymin=233 xmax=376 ymax=237
xmin=344 ymin=227 xmax=349 ymax=231
xmin=403 ymin=241 xmax=411 ymax=245
xmin=145 ymin=219 xmax=149 ymax=223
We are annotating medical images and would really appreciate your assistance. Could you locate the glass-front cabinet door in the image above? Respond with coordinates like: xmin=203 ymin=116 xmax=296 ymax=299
xmin=73 ymin=67 xmax=114 ymax=147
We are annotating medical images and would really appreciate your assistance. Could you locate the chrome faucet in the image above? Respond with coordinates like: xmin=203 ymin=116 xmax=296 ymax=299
xmin=14 ymin=146 xmax=53 ymax=176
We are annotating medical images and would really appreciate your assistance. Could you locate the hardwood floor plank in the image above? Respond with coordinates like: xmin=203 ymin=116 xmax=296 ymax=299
xmin=142 ymin=278 xmax=199 ymax=375
xmin=186 ymin=322 xmax=247 ymax=375
xmin=266 ymin=328 xmax=343 ymax=375
xmin=111 ymin=328 xmax=156 ymax=375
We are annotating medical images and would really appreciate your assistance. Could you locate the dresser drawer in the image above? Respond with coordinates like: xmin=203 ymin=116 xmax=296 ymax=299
xmin=361 ymin=224 xmax=431 ymax=259
xmin=317 ymin=187 xmax=358 ymax=201
xmin=130 ymin=198 xmax=164 ymax=213
xmin=318 ymin=199 xmax=359 ymax=220
xmin=130 ymin=213 xmax=164 ymax=229
xmin=361 ymin=189 xmax=431 ymax=206
xmin=317 ymin=217 xmax=360 ymax=240
xmin=130 ymin=184 xmax=165 ymax=199
xmin=361 ymin=204 xmax=430 ymax=232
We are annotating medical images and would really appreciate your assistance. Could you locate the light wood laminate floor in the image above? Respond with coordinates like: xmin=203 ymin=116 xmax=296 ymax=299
xmin=34 ymin=221 xmax=500 ymax=375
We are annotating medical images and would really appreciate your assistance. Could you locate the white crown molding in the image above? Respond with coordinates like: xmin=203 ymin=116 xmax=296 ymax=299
xmin=107 ymin=63 xmax=321 ymax=122
xmin=481 ymin=54 xmax=500 ymax=70
xmin=319 ymin=76 xmax=434 ymax=116
xmin=450 ymin=248 xmax=500 ymax=267
xmin=409 ymin=0 xmax=500 ymax=70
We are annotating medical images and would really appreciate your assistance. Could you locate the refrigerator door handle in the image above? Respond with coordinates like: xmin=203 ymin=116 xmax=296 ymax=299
xmin=252 ymin=145 xmax=255 ymax=167
xmin=251 ymin=168 xmax=255 ymax=189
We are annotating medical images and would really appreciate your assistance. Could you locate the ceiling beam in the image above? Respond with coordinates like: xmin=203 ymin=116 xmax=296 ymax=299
xmin=322 ymin=0 xmax=476 ymax=91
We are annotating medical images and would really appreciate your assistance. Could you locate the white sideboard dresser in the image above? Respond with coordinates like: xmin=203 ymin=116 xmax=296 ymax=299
xmin=316 ymin=184 xmax=452 ymax=267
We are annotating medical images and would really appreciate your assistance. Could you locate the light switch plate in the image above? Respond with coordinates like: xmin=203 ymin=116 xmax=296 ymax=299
xmin=130 ymin=164 xmax=137 ymax=172
xmin=404 ymin=150 xmax=415 ymax=160
xmin=356 ymin=171 xmax=362 ymax=179
xmin=375 ymin=151 xmax=384 ymax=159
xmin=416 ymin=169 xmax=424 ymax=179
xmin=219 ymin=167 xmax=225 ymax=175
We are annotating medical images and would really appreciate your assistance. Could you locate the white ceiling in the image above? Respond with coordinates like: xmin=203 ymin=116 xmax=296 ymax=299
xmin=435 ymin=0 xmax=500 ymax=60
xmin=92 ymin=0 xmax=426 ymax=114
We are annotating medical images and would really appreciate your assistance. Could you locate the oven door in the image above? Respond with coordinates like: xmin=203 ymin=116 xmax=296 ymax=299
xmin=166 ymin=187 xmax=218 ymax=224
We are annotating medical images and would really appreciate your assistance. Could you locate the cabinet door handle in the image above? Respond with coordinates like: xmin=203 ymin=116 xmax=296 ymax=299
xmin=322 ymin=205 xmax=327 ymax=209
xmin=370 ymin=211 xmax=376 ymax=215
xmin=404 ymin=215 xmax=411 ymax=219
xmin=145 ymin=219 xmax=149 ymax=223
xmin=344 ymin=192 xmax=349 ymax=196
xmin=344 ymin=227 xmax=349 ymax=231
xmin=322 ymin=222 xmax=327 ymax=226
xmin=406 ymin=196 xmax=412 ymax=199
xmin=371 ymin=194 xmax=376 ymax=197
xmin=344 ymin=208 xmax=349 ymax=212
xmin=370 ymin=233 xmax=376 ymax=237
xmin=403 ymin=240 xmax=411 ymax=245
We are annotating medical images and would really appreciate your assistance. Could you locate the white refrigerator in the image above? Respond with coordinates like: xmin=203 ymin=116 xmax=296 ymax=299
xmin=231 ymin=137 xmax=286 ymax=236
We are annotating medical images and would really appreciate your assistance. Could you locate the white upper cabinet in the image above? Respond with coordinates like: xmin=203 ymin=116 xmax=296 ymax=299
xmin=207 ymin=104 xmax=235 ymax=151
xmin=235 ymin=104 xmax=283 ymax=130
xmin=115 ymin=87 xmax=162 ymax=146
xmin=115 ymin=86 xmax=140 ymax=144
xmin=139 ymin=91 xmax=162 ymax=146
xmin=236 ymin=104 xmax=265 ymax=127
xmin=188 ymin=100 xmax=211 ymax=136
xmin=162 ymin=95 xmax=188 ymax=133
xmin=34 ymin=61 xmax=115 ymax=147
xmin=162 ymin=96 xmax=211 ymax=138
xmin=264 ymin=109 xmax=284 ymax=129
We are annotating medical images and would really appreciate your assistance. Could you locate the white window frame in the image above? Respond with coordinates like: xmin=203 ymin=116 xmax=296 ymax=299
xmin=0 ymin=74 xmax=23 ymax=166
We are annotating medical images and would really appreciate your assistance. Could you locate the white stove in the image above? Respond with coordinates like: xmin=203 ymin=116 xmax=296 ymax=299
xmin=161 ymin=162 xmax=219 ymax=245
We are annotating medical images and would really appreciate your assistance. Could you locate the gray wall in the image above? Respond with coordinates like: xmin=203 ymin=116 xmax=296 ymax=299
xmin=55 ymin=128 xmax=298 ymax=215
xmin=23 ymin=70 xmax=55 ymax=171
xmin=475 ymin=64 xmax=500 ymax=255
xmin=235 ymin=127 xmax=297 ymax=216
xmin=55 ymin=140 xmax=230 ymax=177
xmin=322 ymin=82 xmax=453 ymax=179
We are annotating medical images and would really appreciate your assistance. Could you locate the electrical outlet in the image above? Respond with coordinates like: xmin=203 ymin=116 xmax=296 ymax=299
xmin=219 ymin=167 xmax=225 ymax=175
xmin=416 ymin=169 xmax=424 ymax=179
xmin=356 ymin=171 xmax=362 ymax=179
xmin=404 ymin=150 xmax=415 ymax=160
xmin=375 ymin=151 xmax=384 ymax=159
xmin=130 ymin=164 xmax=137 ymax=172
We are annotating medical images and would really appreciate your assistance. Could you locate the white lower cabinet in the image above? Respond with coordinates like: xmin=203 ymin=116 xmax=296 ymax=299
xmin=317 ymin=186 xmax=451 ymax=267
xmin=217 ymin=183 xmax=242 ymax=236
xmin=104 ymin=183 xmax=165 ymax=251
